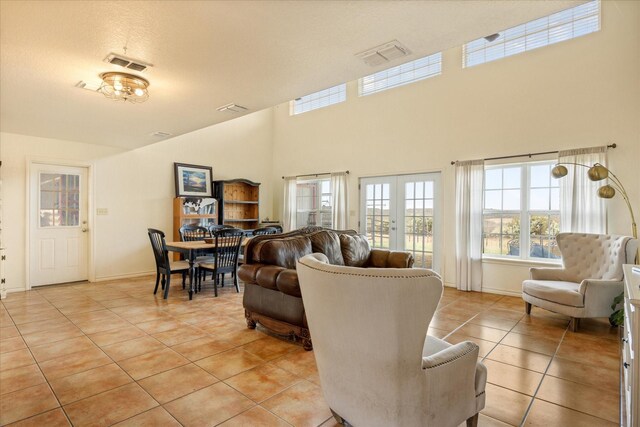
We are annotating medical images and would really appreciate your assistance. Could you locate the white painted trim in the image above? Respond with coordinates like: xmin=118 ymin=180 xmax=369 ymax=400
xmin=481 ymin=256 xmax=561 ymax=268
xmin=93 ymin=271 xmax=155 ymax=282
xmin=481 ymin=287 xmax=522 ymax=297
xmin=25 ymin=157 xmax=95 ymax=290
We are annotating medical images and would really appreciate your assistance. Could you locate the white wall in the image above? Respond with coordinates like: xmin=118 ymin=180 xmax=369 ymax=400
xmin=270 ymin=0 xmax=640 ymax=293
xmin=1 ymin=108 xmax=274 ymax=292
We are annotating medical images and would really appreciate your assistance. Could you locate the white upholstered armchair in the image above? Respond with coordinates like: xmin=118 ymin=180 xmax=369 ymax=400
xmin=297 ymin=253 xmax=486 ymax=427
xmin=522 ymin=233 xmax=638 ymax=331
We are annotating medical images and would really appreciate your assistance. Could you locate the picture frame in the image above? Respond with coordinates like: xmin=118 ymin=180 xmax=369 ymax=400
xmin=174 ymin=163 xmax=213 ymax=197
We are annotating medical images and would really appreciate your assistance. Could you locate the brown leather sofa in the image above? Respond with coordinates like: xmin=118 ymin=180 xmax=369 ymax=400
xmin=238 ymin=226 xmax=414 ymax=350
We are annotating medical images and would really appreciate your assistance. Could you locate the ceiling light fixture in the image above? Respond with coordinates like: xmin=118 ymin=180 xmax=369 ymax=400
xmin=99 ymin=72 xmax=150 ymax=103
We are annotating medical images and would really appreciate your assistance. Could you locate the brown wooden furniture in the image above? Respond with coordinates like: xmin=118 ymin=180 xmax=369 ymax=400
xmin=214 ymin=179 xmax=260 ymax=232
xmin=172 ymin=197 xmax=217 ymax=260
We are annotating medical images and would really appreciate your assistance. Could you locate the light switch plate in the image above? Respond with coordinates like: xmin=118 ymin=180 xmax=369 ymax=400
xmin=96 ymin=208 xmax=108 ymax=215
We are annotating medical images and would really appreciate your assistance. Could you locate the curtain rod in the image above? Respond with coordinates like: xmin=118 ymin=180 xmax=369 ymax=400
xmin=450 ymin=143 xmax=616 ymax=165
xmin=282 ymin=170 xmax=350 ymax=179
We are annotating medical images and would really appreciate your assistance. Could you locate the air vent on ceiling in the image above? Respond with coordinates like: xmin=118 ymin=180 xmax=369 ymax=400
xmin=103 ymin=53 xmax=153 ymax=72
xmin=217 ymin=103 xmax=249 ymax=113
xmin=355 ymin=40 xmax=411 ymax=67
xmin=151 ymin=131 xmax=172 ymax=138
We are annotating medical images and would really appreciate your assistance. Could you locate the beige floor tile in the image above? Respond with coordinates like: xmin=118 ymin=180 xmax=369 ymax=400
xmin=164 ymin=382 xmax=255 ymax=427
xmin=0 ymin=383 xmax=60 ymax=425
xmin=39 ymin=347 xmax=113 ymax=380
xmin=64 ymin=383 xmax=158 ymax=427
xmin=29 ymin=336 xmax=98 ymax=363
xmin=483 ymin=359 xmax=543 ymax=396
xmin=118 ymin=348 xmax=189 ymax=380
xmin=262 ymin=380 xmax=332 ymax=427
xmin=14 ymin=317 xmax=73 ymax=335
xmin=49 ymin=363 xmax=133 ymax=405
xmin=555 ymin=333 xmax=619 ymax=370
xmin=456 ymin=324 xmax=509 ymax=343
xmin=6 ymin=408 xmax=70 ymax=426
xmin=226 ymin=363 xmax=301 ymax=402
xmin=171 ymin=336 xmax=235 ymax=361
xmin=0 ymin=336 xmax=27 ymax=354
xmin=10 ymin=310 xmax=65 ymax=325
xmin=241 ymin=336 xmax=302 ymax=361
xmin=73 ymin=317 xmax=132 ymax=335
xmin=88 ymin=326 xmax=147 ymax=347
xmin=524 ymin=398 xmax=617 ymax=426
xmin=445 ymin=333 xmax=497 ymax=357
xmin=218 ymin=406 xmax=291 ymax=427
xmin=0 ymin=364 xmax=46 ymax=395
xmin=0 ymin=348 xmax=35 ymax=372
xmin=272 ymin=349 xmax=318 ymax=378
xmin=501 ymin=332 xmax=559 ymax=356
xmin=21 ymin=325 xmax=83 ymax=347
xmin=0 ymin=325 xmax=20 ymax=339
xmin=536 ymin=376 xmax=618 ymax=423
xmin=485 ymin=344 xmax=551 ymax=373
xmin=481 ymin=383 xmax=531 ymax=426
xmin=112 ymin=407 xmax=181 ymax=427
xmin=546 ymin=356 xmax=619 ymax=393
xmin=470 ymin=314 xmax=519 ymax=331
xmin=135 ymin=318 xmax=186 ymax=334
xmin=138 ymin=363 xmax=218 ymax=403
xmin=457 ymin=414 xmax=514 ymax=427
xmin=196 ymin=347 xmax=266 ymax=380
xmin=152 ymin=324 xmax=207 ymax=346
xmin=102 ymin=336 xmax=166 ymax=361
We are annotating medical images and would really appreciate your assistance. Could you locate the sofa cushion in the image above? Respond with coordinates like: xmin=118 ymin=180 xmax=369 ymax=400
xmin=252 ymin=236 xmax=312 ymax=269
xmin=256 ymin=265 xmax=287 ymax=291
xmin=339 ymin=233 xmax=371 ymax=267
xmin=276 ymin=269 xmax=302 ymax=298
xmin=522 ymin=280 xmax=584 ymax=307
xmin=309 ymin=230 xmax=345 ymax=266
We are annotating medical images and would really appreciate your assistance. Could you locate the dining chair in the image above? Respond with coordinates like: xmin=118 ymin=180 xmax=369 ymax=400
xmin=198 ymin=228 xmax=244 ymax=296
xmin=252 ymin=226 xmax=278 ymax=236
xmin=147 ymin=228 xmax=190 ymax=299
xmin=208 ymin=224 xmax=234 ymax=233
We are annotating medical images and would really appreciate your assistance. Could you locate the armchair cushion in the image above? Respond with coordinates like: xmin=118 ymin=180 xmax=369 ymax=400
xmin=523 ymin=280 xmax=584 ymax=307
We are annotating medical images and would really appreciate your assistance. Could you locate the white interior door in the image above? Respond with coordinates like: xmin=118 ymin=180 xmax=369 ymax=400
xmin=29 ymin=164 xmax=88 ymax=286
xmin=360 ymin=173 xmax=441 ymax=272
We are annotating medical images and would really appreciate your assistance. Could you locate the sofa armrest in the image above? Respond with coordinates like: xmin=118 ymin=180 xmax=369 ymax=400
xmin=529 ymin=267 xmax=568 ymax=281
xmin=368 ymin=249 xmax=414 ymax=268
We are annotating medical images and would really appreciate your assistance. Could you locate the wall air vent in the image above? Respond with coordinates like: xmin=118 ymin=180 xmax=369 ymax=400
xmin=103 ymin=53 xmax=153 ymax=72
xmin=217 ymin=103 xmax=249 ymax=113
xmin=151 ymin=131 xmax=172 ymax=138
xmin=356 ymin=40 xmax=411 ymax=67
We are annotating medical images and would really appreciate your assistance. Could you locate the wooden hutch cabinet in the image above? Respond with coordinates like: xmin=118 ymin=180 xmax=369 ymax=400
xmin=213 ymin=179 xmax=260 ymax=232
xmin=172 ymin=197 xmax=217 ymax=259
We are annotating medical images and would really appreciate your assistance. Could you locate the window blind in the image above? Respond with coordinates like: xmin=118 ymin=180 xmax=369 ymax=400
xmin=291 ymin=83 xmax=346 ymax=115
xmin=359 ymin=52 xmax=442 ymax=96
xmin=464 ymin=0 xmax=600 ymax=68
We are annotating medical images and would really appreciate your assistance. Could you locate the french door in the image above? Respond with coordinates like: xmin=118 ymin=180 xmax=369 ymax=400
xmin=360 ymin=173 xmax=441 ymax=272
xmin=29 ymin=163 xmax=89 ymax=286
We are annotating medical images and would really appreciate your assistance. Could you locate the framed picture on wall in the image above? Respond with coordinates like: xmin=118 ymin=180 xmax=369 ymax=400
xmin=174 ymin=163 xmax=213 ymax=197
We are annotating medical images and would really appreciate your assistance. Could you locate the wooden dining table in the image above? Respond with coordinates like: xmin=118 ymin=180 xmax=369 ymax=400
xmin=165 ymin=238 xmax=250 ymax=300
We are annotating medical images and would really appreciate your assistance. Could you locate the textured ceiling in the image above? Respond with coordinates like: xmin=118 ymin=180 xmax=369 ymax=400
xmin=0 ymin=1 xmax=584 ymax=149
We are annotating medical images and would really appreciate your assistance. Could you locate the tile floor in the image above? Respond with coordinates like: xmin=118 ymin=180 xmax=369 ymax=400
xmin=0 ymin=275 xmax=620 ymax=426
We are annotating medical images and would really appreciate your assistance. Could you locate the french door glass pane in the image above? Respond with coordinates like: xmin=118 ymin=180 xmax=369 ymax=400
xmin=365 ymin=183 xmax=391 ymax=249
xmin=404 ymin=180 xmax=434 ymax=268
xmin=40 ymin=173 xmax=80 ymax=227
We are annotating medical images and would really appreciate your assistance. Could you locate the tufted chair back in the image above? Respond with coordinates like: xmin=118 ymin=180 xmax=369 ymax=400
xmin=557 ymin=233 xmax=637 ymax=283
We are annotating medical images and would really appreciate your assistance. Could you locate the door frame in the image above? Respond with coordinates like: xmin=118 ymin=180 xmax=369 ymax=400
xmin=359 ymin=170 xmax=444 ymax=273
xmin=25 ymin=158 xmax=95 ymax=289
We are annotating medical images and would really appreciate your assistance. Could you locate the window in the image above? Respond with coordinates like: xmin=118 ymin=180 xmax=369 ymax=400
xmin=483 ymin=162 xmax=560 ymax=260
xmin=291 ymin=84 xmax=346 ymax=115
xmin=359 ymin=52 xmax=442 ymax=96
xmin=464 ymin=0 xmax=600 ymax=67
xmin=296 ymin=178 xmax=332 ymax=228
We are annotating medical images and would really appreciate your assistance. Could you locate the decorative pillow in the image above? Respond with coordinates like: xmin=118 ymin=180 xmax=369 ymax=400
xmin=339 ymin=233 xmax=371 ymax=267
xmin=253 ymin=236 xmax=312 ymax=269
xmin=309 ymin=231 xmax=345 ymax=266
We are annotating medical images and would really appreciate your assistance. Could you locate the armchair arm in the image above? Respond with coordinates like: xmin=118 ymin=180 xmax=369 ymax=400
xmin=529 ymin=267 xmax=568 ymax=281
xmin=421 ymin=339 xmax=481 ymax=425
xmin=580 ymin=279 xmax=624 ymax=317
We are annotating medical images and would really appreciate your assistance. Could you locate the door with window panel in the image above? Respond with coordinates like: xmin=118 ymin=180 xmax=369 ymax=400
xmin=360 ymin=173 xmax=441 ymax=271
xmin=29 ymin=164 xmax=89 ymax=286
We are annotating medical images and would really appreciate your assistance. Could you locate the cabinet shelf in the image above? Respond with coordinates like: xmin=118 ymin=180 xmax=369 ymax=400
xmin=214 ymin=179 xmax=260 ymax=231
xmin=181 ymin=214 xmax=218 ymax=219
xmin=224 ymin=200 xmax=259 ymax=205
xmin=225 ymin=218 xmax=259 ymax=222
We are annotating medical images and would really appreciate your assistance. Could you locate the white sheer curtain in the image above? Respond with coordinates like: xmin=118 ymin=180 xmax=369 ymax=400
xmin=283 ymin=176 xmax=297 ymax=232
xmin=330 ymin=172 xmax=349 ymax=230
xmin=455 ymin=160 xmax=484 ymax=292
xmin=558 ymin=146 xmax=607 ymax=234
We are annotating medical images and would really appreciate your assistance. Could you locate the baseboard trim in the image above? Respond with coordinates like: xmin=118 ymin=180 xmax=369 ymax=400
xmin=481 ymin=287 xmax=522 ymax=297
xmin=93 ymin=271 xmax=155 ymax=282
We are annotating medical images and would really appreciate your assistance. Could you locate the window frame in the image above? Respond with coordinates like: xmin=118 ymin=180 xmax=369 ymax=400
xmin=290 ymin=83 xmax=346 ymax=115
xmin=295 ymin=177 xmax=332 ymax=228
xmin=482 ymin=160 xmax=561 ymax=262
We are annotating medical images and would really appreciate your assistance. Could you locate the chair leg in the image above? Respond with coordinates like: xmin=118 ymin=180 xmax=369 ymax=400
xmin=525 ymin=302 xmax=532 ymax=315
xmin=182 ymin=272 xmax=186 ymax=289
xmin=163 ymin=274 xmax=171 ymax=299
xmin=569 ymin=317 xmax=580 ymax=332
xmin=466 ymin=413 xmax=479 ymax=427
xmin=330 ymin=409 xmax=345 ymax=425
xmin=234 ymin=270 xmax=240 ymax=293
xmin=221 ymin=273 xmax=225 ymax=287
xmin=213 ymin=271 xmax=219 ymax=297
xmin=161 ymin=275 xmax=166 ymax=290
xmin=153 ymin=272 xmax=160 ymax=295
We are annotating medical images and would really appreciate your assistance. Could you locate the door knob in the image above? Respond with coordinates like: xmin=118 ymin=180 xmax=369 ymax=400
xmin=81 ymin=228 xmax=88 ymax=232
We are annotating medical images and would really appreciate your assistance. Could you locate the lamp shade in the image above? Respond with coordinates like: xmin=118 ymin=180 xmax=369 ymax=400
xmin=587 ymin=164 xmax=609 ymax=181
xmin=598 ymin=185 xmax=616 ymax=199
xmin=551 ymin=165 xmax=568 ymax=178
xmin=99 ymin=72 xmax=150 ymax=103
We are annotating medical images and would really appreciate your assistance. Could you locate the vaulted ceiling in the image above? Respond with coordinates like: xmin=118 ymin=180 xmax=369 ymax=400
xmin=0 ymin=1 xmax=583 ymax=149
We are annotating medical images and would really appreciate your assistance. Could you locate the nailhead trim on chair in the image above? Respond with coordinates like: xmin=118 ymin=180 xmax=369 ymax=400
xmin=422 ymin=343 xmax=478 ymax=370
xmin=298 ymin=259 xmax=440 ymax=279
